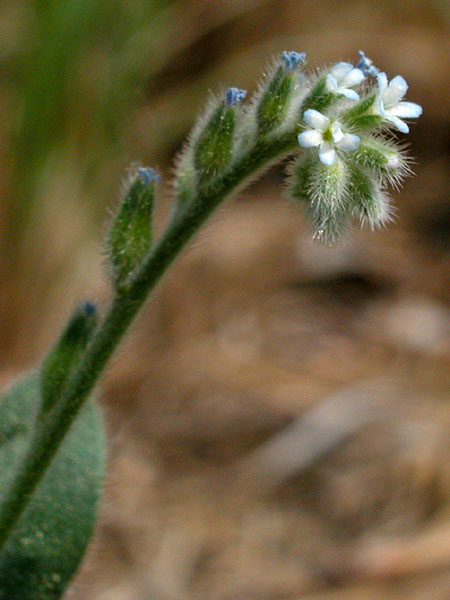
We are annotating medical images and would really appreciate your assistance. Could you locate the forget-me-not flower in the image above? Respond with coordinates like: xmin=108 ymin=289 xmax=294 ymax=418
xmin=298 ymin=109 xmax=360 ymax=166
xmin=373 ymin=72 xmax=422 ymax=133
xmin=325 ymin=62 xmax=365 ymax=101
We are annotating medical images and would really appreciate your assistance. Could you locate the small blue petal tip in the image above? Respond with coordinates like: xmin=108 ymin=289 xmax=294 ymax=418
xmin=83 ymin=301 xmax=97 ymax=317
xmin=137 ymin=167 xmax=160 ymax=185
xmin=356 ymin=50 xmax=379 ymax=77
xmin=281 ymin=51 xmax=306 ymax=71
xmin=225 ymin=87 xmax=247 ymax=107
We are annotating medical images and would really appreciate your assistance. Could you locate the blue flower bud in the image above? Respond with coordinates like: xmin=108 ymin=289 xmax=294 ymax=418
xmin=225 ymin=87 xmax=247 ymax=107
xmin=281 ymin=51 xmax=306 ymax=71
xmin=83 ymin=301 xmax=97 ymax=317
xmin=356 ymin=50 xmax=379 ymax=77
xmin=137 ymin=167 xmax=160 ymax=185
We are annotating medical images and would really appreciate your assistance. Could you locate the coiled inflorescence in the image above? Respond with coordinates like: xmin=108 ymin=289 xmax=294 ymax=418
xmin=172 ymin=50 xmax=422 ymax=244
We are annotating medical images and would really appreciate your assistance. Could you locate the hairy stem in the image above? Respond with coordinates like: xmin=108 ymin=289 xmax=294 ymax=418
xmin=0 ymin=134 xmax=297 ymax=553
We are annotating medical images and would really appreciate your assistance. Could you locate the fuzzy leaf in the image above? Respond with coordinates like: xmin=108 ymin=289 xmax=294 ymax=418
xmin=0 ymin=372 xmax=105 ymax=599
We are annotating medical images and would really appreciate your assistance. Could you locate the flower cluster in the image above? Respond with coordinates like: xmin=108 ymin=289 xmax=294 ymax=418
xmin=173 ymin=50 xmax=421 ymax=245
xmin=291 ymin=52 xmax=422 ymax=243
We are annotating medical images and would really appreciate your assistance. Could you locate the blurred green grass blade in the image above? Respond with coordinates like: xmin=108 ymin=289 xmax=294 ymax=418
xmin=0 ymin=372 xmax=105 ymax=599
xmin=9 ymin=0 xmax=173 ymax=236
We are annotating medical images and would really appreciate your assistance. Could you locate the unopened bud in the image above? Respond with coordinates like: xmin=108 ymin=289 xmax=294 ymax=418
xmin=257 ymin=52 xmax=305 ymax=135
xmin=347 ymin=164 xmax=392 ymax=229
xmin=288 ymin=155 xmax=350 ymax=244
xmin=194 ymin=91 xmax=244 ymax=181
xmin=107 ymin=167 xmax=157 ymax=288
xmin=352 ymin=137 xmax=408 ymax=187
xmin=40 ymin=302 xmax=99 ymax=415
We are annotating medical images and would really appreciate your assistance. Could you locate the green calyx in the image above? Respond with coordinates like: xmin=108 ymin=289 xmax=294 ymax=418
xmin=194 ymin=103 xmax=236 ymax=181
xmin=347 ymin=163 xmax=390 ymax=228
xmin=289 ymin=155 xmax=350 ymax=244
xmin=40 ymin=304 xmax=98 ymax=415
xmin=257 ymin=67 xmax=296 ymax=135
xmin=107 ymin=173 xmax=156 ymax=289
xmin=342 ymin=93 xmax=381 ymax=130
xmin=352 ymin=137 xmax=406 ymax=183
xmin=301 ymin=76 xmax=335 ymax=114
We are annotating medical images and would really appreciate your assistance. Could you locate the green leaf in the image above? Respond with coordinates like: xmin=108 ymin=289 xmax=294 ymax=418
xmin=0 ymin=372 xmax=105 ymax=599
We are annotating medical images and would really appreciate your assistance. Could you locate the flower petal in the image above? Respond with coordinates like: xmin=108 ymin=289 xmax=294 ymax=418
xmin=391 ymin=101 xmax=422 ymax=118
xmin=330 ymin=62 xmax=353 ymax=80
xmin=338 ymin=88 xmax=360 ymax=101
xmin=340 ymin=68 xmax=365 ymax=88
xmin=297 ymin=130 xmax=323 ymax=147
xmin=376 ymin=72 xmax=388 ymax=94
xmin=330 ymin=122 xmax=344 ymax=143
xmin=326 ymin=74 xmax=339 ymax=92
xmin=383 ymin=75 xmax=408 ymax=107
xmin=386 ymin=115 xmax=409 ymax=133
xmin=303 ymin=109 xmax=329 ymax=131
xmin=318 ymin=142 xmax=336 ymax=166
xmin=336 ymin=133 xmax=360 ymax=151
xmin=377 ymin=96 xmax=387 ymax=117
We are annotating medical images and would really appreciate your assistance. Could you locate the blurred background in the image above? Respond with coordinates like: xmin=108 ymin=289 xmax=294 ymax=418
xmin=0 ymin=0 xmax=449 ymax=598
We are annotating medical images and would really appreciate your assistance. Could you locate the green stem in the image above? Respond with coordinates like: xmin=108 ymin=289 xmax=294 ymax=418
xmin=0 ymin=134 xmax=297 ymax=553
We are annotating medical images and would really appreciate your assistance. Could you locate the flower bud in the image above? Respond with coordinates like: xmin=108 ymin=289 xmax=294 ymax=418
xmin=347 ymin=164 xmax=392 ymax=229
xmin=288 ymin=155 xmax=350 ymax=244
xmin=342 ymin=93 xmax=381 ymax=130
xmin=352 ymin=137 xmax=409 ymax=188
xmin=194 ymin=89 xmax=245 ymax=182
xmin=107 ymin=167 xmax=158 ymax=288
xmin=40 ymin=302 xmax=99 ymax=414
xmin=256 ymin=52 xmax=306 ymax=135
xmin=356 ymin=50 xmax=379 ymax=77
xmin=301 ymin=75 xmax=335 ymax=114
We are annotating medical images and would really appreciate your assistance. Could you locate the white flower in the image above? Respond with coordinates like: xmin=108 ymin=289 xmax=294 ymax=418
xmin=297 ymin=109 xmax=360 ymax=166
xmin=325 ymin=62 xmax=365 ymax=101
xmin=374 ymin=72 xmax=422 ymax=133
